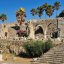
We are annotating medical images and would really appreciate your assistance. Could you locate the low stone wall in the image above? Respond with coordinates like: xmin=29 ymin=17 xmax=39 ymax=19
xmin=0 ymin=39 xmax=25 ymax=55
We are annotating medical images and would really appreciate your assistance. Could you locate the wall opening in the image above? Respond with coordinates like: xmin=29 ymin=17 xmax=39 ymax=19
xmin=35 ymin=26 xmax=44 ymax=34
xmin=51 ymin=31 xmax=59 ymax=38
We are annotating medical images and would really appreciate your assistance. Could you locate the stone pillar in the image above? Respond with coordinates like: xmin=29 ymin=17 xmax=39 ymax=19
xmin=44 ymin=30 xmax=47 ymax=39
xmin=28 ymin=21 xmax=35 ymax=39
xmin=44 ymin=28 xmax=47 ymax=40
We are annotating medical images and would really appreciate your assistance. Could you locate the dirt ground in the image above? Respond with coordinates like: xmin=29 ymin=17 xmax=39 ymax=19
xmin=2 ymin=53 xmax=32 ymax=64
xmin=14 ymin=57 xmax=32 ymax=64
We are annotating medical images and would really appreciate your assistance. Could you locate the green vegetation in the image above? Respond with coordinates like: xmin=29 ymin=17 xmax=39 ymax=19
xmin=45 ymin=5 xmax=54 ymax=18
xmin=0 ymin=13 xmax=7 ymax=25
xmin=0 ymin=14 xmax=7 ymax=28
xmin=0 ymin=14 xmax=7 ymax=22
xmin=37 ymin=6 xmax=44 ymax=18
xmin=43 ymin=39 xmax=53 ymax=53
xmin=54 ymin=1 xmax=61 ymax=17
xmin=11 ymin=25 xmax=20 ymax=30
xmin=16 ymin=8 xmax=26 ymax=25
xmin=30 ymin=8 xmax=37 ymax=18
xmin=30 ymin=1 xmax=61 ymax=19
xmin=24 ymin=40 xmax=43 ymax=57
xmin=24 ymin=39 xmax=53 ymax=57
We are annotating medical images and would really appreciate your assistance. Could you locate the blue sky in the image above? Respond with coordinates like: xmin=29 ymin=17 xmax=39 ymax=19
xmin=0 ymin=0 xmax=64 ymax=23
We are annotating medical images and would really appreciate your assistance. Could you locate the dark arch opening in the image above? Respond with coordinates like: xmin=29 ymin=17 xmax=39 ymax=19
xmin=5 ymin=32 xmax=7 ymax=37
xmin=35 ymin=26 xmax=44 ymax=34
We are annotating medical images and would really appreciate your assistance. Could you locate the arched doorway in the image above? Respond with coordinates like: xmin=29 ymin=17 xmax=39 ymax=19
xmin=35 ymin=26 xmax=44 ymax=34
xmin=5 ymin=32 xmax=7 ymax=38
xmin=35 ymin=26 xmax=44 ymax=39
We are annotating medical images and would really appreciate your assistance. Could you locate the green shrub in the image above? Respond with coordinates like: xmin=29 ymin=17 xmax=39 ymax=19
xmin=43 ymin=39 xmax=53 ymax=53
xmin=24 ymin=40 xmax=44 ymax=57
xmin=23 ymin=39 xmax=53 ymax=57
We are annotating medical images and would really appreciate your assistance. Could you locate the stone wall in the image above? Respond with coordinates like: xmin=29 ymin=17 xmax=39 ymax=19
xmin=29 ymin=19 xmax=57 ymax=39
xmin=0 ymin=18 xmax=64 ymax=40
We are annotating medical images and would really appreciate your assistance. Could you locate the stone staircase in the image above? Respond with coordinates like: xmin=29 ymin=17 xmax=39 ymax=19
xmin=31 ymin=43 xmax=64 ymax=64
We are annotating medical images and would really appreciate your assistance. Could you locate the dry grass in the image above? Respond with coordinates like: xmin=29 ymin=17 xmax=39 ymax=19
xmin=2 ymin=53 xmax=14 ymax=61
xmin=2 ymin=53 xmax=32 ymax=64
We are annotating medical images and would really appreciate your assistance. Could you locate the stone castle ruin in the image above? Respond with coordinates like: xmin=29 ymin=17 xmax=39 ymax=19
xmin=0 ymin=17 xmax=64 ymax=40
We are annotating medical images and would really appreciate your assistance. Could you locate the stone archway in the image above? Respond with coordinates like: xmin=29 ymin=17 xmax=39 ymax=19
xmin=35 ymin=25 xmax=44 ymax=34
xmin=35 ymin=25 xmax=44 ymax=39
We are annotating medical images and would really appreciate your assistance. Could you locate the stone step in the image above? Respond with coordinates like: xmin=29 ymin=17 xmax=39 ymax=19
xmin=54 ymin=58 xmax=63 ymax=59
xmin=43 ymin=54 xmax=53 ymax=57
xmin=31 ymin=43 xmax=64 ymax=64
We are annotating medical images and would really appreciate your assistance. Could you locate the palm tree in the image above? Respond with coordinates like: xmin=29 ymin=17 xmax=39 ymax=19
xmin=16 ymin=8 xmax=26 ymax=25
xmin=43 ymin=3 xmax=49 ymax=18
xmin=54 ymin=1 xmax=61 ymax=29
xmin=43 ymin=4 xmax=54 ymax=39
xmin=37 ymin=6 xmax=44 ymax=19
xmin=54 ymin=1 xmax=61 ymax=17
xmin=0 ymin=14 xmax=7 ymax=28
xmin=0 ymin=14 xmax=7 ymax=22
xmin=43 ymin=3 xmax=49 ymax=9
xmin=30 ymin=8 xmax=37 ymax=19
xmin=0 ymin=14 xmax=7 ymax=38
xmin=0 ymin=15 xmax=1 ymax=19
xmin=45 ymin=5 xmax=54 ymax=18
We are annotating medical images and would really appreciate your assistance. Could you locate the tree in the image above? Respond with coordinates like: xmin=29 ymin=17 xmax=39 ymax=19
xmin=0 ymin=14 xmax=7 ymax=28
xmin=43 ymin=3 xmax=49 ymax=9
xmin=45 ymin=5 xmax=54 ymax=18
xmin=54 ymin=1 xmax=61 ymax=17
xmin=30 ymin=8 xmax=37 ymax=18
xmin=43 ymin=3 xmax=49 ymax=18
xmin=54 ymin=1 xmax=61 ymax=29
xmin=0 ymin=14 xmax=7 ymax=38
xmin=43 ymin=4 xmax=54 ymax=39
xmin=37 ymin=6 xmax=44 ymax=19
xmin=58 ymin=10 xmax=64 ymax=17
xmin=16 ymin=8 xmax=26 ymax=25
xmin=42 ymin=3 xmax=49 ymax=39
xmin=0 ymin=14 xmax=7 ymax=22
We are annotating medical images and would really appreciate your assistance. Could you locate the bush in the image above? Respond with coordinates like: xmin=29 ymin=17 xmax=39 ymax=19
xmin=24 ymin=39 xmax=53 ymax=57
xmin=24 ymin=40 xmax=44 ymax=57
xmin=43 ymin=39 xmax=53 ymax=53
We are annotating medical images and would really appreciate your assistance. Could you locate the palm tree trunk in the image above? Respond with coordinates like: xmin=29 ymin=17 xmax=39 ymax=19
xmin=56 ymin=10 xmax=58 ymax=18
xmin=56 ymin=10 xmax=58 ymax=29
xmin=45 ymin=11 xmax=46 ymax=19
xmin=56 ymin=10 xmax=59 ymax=38
xmin=49 ymin=16 xmax=50 ymax=18
xmin=44 ymin=12 xmax=47 ymax=40
xmin=57 ymin=18 xmax=58 ymax=29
